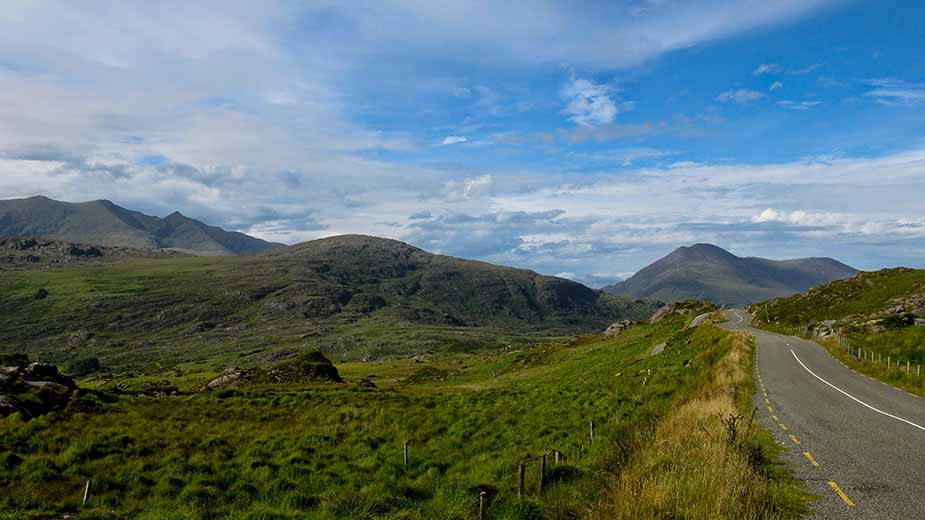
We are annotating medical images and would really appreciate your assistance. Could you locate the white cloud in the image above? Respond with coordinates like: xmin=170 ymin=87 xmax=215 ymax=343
xmin=776 ymin=100 xmax=822 ymax=110
xmin=790 ymin=64 xmax=821 ymax=75
xmin=753 ymin=63 xmax=781 ymax=75
xmin=716 ymin=89 xmax=765 ymax=104
xmin=863 ymin=78 xmax=925 ymax=105
xmin=323 ymin=1 xmax=842 ymax=70
xmin=752 ymin=208 xmax=845 ymax=226
xmin=463 ymin=175 xmax=493 ymax=198
xmin=561 ymin=78 xmax=619 ymax=126
xmin=440 ymin=136 xmax=468 ymax=145
xmin=769 ymin=81 xmax=784 ymax=91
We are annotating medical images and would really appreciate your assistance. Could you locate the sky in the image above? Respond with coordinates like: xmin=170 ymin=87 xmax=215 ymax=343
xmin=1 ymin=0 xmax=924 ymax=287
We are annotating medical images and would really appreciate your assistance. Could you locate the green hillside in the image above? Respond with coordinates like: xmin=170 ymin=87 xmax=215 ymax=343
xmin=0 ymin=235 xmax=659 ymax=374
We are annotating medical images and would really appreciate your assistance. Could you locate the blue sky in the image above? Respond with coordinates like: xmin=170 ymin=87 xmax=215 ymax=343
xmin=1 ymin=0 xmax=924 ymax=286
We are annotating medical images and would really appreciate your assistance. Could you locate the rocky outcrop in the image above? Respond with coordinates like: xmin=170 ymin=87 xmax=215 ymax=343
xmin=207 ymin=369 xmax=248 ymax=390
xmin=649 ymin=304 xmax=676 ymax=323
xmin=604 ymin=320 xmax=637 ymax=336
xmin=0 ymin=360 xmax=77 ymax=418
xmin=206 ymin=351 xmax=342 ymax=390
xmin=649 ymin=300 xmax=718 ymax=323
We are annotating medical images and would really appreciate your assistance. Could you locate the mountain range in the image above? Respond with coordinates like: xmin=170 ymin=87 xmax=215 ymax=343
xmin=0 ymin=196 xmax=281 ymax=256
xmin=603 ymin=243 xmax=858 ymax=306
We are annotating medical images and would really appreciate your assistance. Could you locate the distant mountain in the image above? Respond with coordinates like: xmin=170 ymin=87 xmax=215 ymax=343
xmin=0 ymin=196 xmax=282 ymax=255
xmin=602 ymin=243 xmax=858 ymax=306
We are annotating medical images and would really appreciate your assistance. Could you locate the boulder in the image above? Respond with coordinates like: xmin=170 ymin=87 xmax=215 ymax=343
xmin=0 ymin=394 xmax=20 ymax=416
xmin=604 ymin=320 xmax=637 ymax=336
xmin=207 ymin=370 xmax=247 ymax=390
xmin=0 ymin=359 xmax=77 ymax=419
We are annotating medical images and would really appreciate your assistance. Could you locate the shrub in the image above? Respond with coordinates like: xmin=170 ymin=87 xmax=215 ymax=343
xmin=66 ymin=357 xmax=101 ymax=377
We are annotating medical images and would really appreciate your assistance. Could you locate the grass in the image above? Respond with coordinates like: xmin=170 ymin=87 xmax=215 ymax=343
xmin=589 ymin=328 xmax=809 ymax=519
xmin=0 ymin=315 xmax=805 ymax=519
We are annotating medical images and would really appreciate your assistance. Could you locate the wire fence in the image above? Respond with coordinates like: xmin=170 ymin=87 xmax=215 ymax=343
xmin=770 ymin=323 xmax=923 ymax=378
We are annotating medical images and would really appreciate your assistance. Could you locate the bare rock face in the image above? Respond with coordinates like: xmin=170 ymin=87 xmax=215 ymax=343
xmin=0 ymin=359 xmax=77 ymax=418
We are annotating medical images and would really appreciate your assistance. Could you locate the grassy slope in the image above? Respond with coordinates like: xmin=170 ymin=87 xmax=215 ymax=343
xmin=0 ymin=246 xmax=657 ymax=373
xmin=751 ymin=268 xmax=925 ymax=395
xmin=0 ymin=316 xmax=804 ymax=520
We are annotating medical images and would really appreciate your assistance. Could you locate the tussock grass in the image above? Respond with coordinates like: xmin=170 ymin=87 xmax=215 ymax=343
xmin=589 ymin=326 xmax=808 ymax=520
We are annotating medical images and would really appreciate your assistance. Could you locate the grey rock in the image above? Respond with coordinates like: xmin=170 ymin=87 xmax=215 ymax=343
xmin=604 ymin=320 xmax=637 ymax=336
xmin=0 ymin=394 xmax=20 ymax=416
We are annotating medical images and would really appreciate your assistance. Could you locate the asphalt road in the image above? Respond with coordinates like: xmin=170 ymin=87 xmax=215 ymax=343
xmin=723 ymin=309 xmax=925 ymax=519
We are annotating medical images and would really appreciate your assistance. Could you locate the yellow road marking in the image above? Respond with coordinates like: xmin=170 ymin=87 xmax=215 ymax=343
xmin=803 ymin=451 xmax=819 ymax=466
xmin=828 ymin=481 xmax=855 ymax=507
xmin=771 ymin=414 xmax=780 ymax=421
xmin=789 ymin=434 xmax=800 ymax=445
xmin=767 ymin=405 xmax=774 ymax=413
xmin=778 ymin=423 xmax=788 ymax=431
xmin=765 ymin=398 xmax=771 ymax=404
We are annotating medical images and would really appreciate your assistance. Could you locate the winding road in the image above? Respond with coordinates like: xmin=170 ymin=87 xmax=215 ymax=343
xmin=723 ymin=309 xmax=925 ymax=519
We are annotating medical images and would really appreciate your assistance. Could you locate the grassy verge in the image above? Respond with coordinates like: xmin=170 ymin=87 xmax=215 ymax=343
xmin=753 ymin=320 xmax=925 ymax=397
xmin=589 ymin=325 xmax=809 ymax=519
xmin=816 ymin=332 xmax=925 ymax=396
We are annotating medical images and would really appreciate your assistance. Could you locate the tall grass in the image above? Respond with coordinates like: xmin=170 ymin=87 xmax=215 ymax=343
xmin=589 ymin=326 xmax=808 ymax=519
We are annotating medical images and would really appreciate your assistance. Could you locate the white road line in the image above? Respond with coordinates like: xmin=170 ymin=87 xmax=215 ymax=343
xmin=790 ymin=349 xmax=925 ymax=433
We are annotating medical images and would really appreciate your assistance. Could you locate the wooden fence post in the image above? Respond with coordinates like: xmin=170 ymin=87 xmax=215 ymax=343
xmin=539 ymin=454 xmax=547 ymax=492
xmin=404 ymin=440 xmax=409 ymax=466
xmin=589 ymin=420 xmax=595 ymax=444
xmin=554 ymin=450 xmax=561 ymax=464
xmin=82 ymin=480 xmax=90 ymax=506
xmin=518 ymin=463 xmax=525 ymax=498
xmin=479 ymin=491 xmax=487 ymax=520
